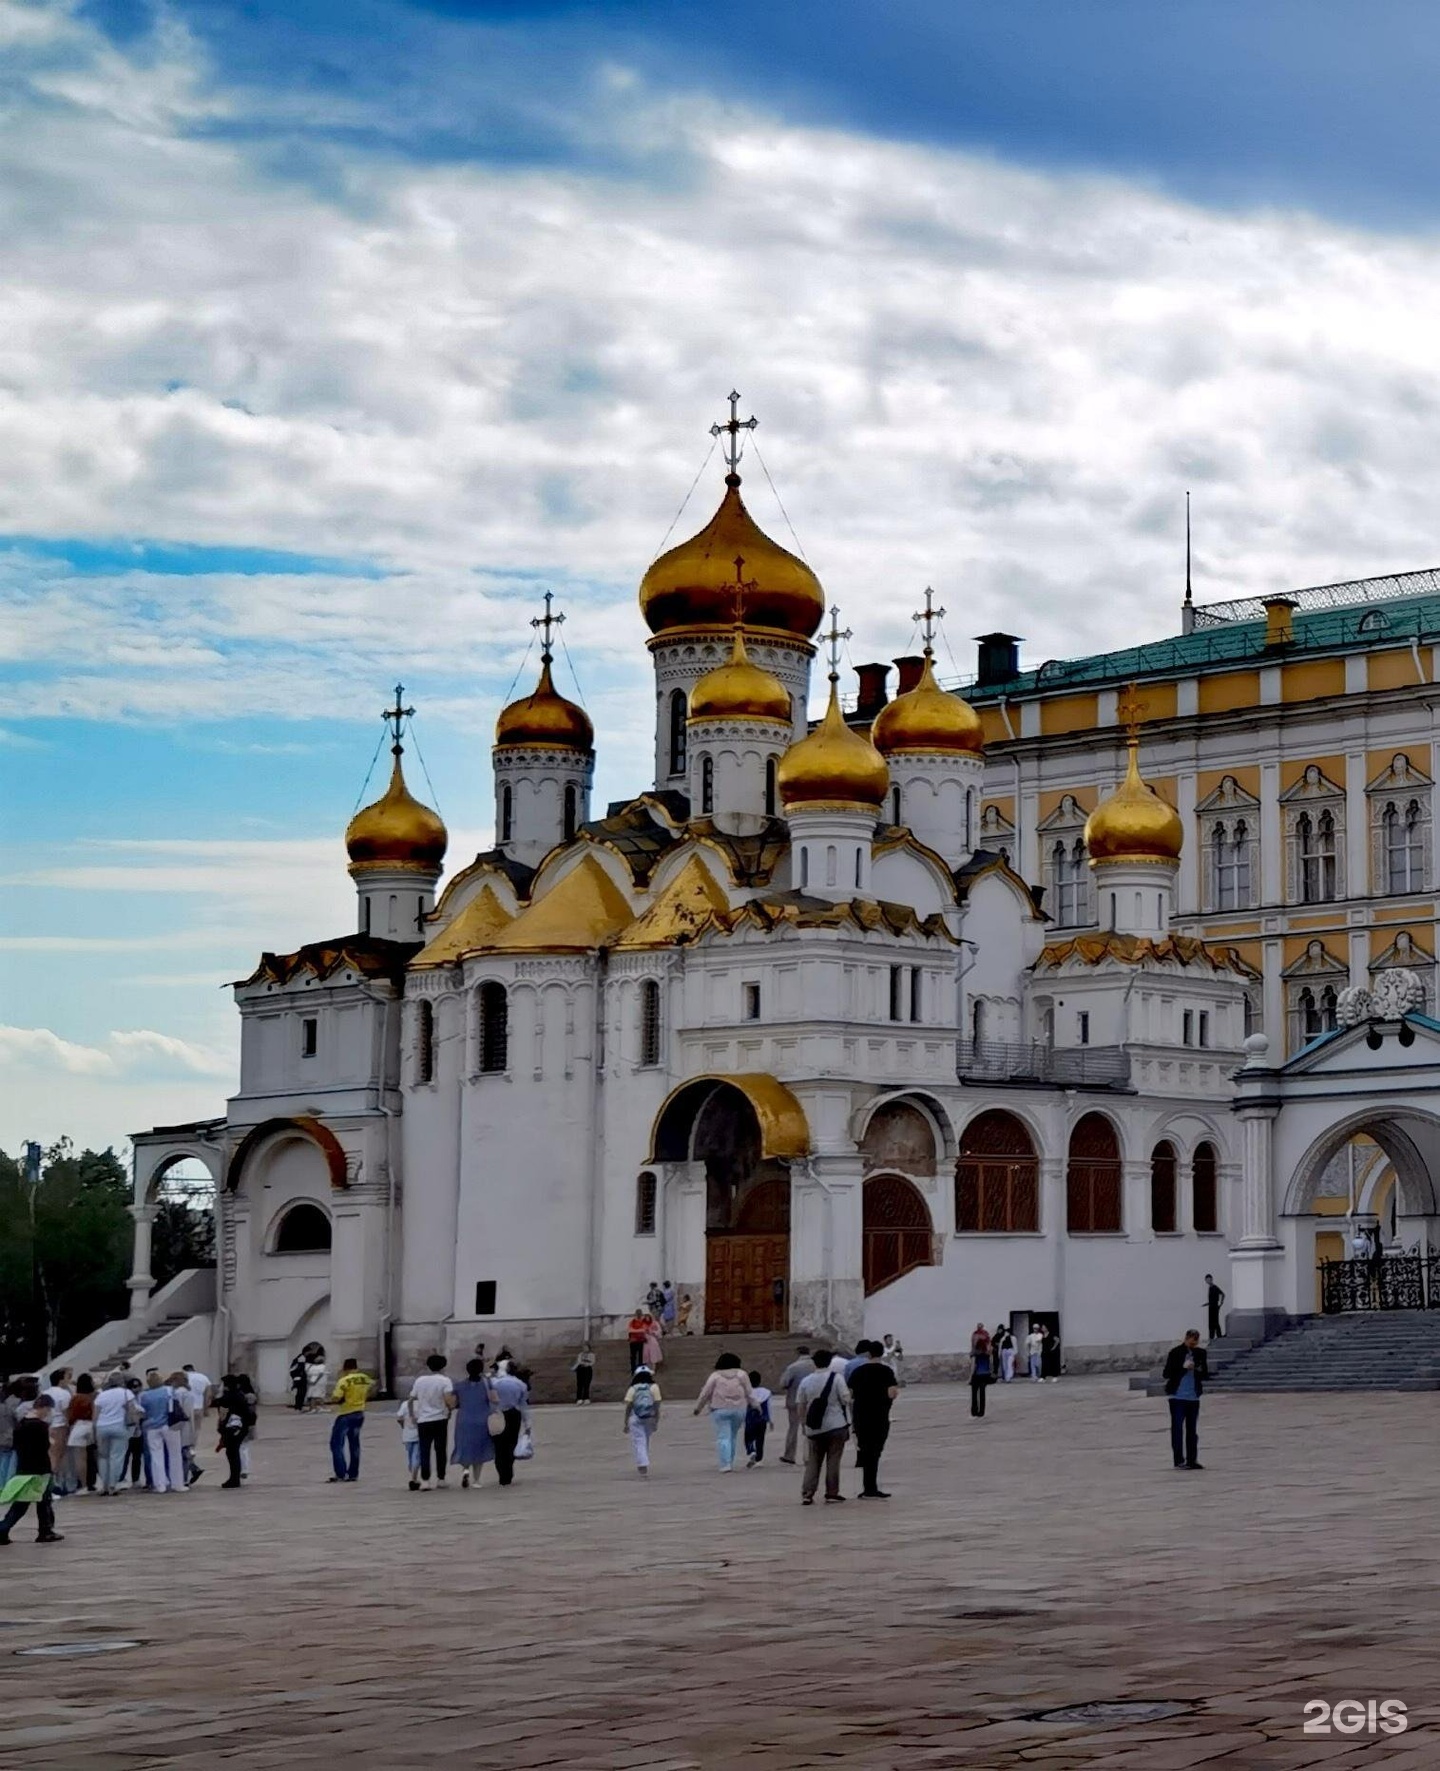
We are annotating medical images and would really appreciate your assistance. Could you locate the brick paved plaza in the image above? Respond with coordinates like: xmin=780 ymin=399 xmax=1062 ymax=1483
xmin=1 ymin=1375 xmax=1435 ymax=1769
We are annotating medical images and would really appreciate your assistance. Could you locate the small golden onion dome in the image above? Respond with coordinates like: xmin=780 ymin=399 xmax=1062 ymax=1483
xmin=689 ymin=630 xmax=791 ymax=724
xmin=777 ymin=679 xmax=890 ymax=812
xmin=639 ymin=474 xmax=825 ymax=638
xmin=1084 ymin=741 xmax=1183 ymax=864
xmin=871 ymin=652 xmax=984 ymax=756
xmin=346 ymin=751 xmax=448 ymax=871
xmin=494 ymin=656 xmax=594 ymax=752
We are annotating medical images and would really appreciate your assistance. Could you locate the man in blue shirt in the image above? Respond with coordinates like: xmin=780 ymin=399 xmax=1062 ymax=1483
xmin=1162 ymin=1331 xmax=1208 ymax=1470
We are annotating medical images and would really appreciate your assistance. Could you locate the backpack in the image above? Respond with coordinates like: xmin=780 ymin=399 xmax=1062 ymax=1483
xmin=630 ymin=1382 xmax=657 ymax=1421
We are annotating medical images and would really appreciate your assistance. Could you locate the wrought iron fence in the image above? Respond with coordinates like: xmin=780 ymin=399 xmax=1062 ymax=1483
xmin=956 ymin=1038 xmax=1131 ymax=1090
xmin=1319 ymin=1254 xmax=1440 ymax=1313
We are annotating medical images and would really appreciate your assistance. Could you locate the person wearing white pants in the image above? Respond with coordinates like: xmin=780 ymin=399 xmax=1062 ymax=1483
xmin=145 ymin=1425 xmax=184 ymax=1493
xmin=622 ymin=1367 xmax=662 ymax=1476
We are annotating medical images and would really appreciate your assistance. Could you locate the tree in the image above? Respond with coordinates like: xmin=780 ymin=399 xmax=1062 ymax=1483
xmin=151 ymin=1197 xmax=215 ymax=1288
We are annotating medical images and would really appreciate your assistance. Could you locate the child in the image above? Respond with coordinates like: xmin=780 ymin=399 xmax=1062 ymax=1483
xmin=304 ymin=1355 xmax=328 ymax=1413
xmin=0 ymin=1394 xmax=61 ymax=1545
xmin=572 ymin=1344 xmax=595 ymax=1405
xmin=622 ymin=1364 xmax=662 ymax=1476
xmin=396 ymin=1395 xmax=421 ymax=1490
xmin=744 ymin=1371 xmax=772 ymax=1466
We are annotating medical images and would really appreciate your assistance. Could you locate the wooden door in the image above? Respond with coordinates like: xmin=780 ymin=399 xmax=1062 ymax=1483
xmin=705 ymin=1234 xmax=789 ymax=1333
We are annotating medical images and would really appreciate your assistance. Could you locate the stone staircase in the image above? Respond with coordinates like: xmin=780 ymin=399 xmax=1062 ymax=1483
xmin=1136 ymin=1311 xmax=1440 ymax=1394
xmin=101 ymin=1315 xmax=193 ymax=1370
xmin=521 ymin=1333 xmax=812 ymax=1405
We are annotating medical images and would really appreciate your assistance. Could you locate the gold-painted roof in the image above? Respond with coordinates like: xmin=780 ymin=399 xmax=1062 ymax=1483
xmin=688 ymin=630 xmax=791 ymax=724
xmin=777 ymin=680 xmax=889 ymax=812
xmin=872 ymin=653 xmax=984 ymax=757
xmin=613 ymin=854 xmax=733 ymax=948
xmin=638 ymin=475 xmax=824 ymax=638
xmin=1034 ymin=932 xmax=1260 ymax=977
xmin=495 ymin=657 xmax=594 ymax=752
xmin=482 ymin=853 xmax=632 ymax=952
xmin=1084 ymin=740 xmax=1182 ymax=864
xmin=345 ymin=752 xmax=448 ymax=872
xmin=411 ymin=884 xmax=513 ymax=968
xmin=647 ymin=1072 xmax=810 ymax=1162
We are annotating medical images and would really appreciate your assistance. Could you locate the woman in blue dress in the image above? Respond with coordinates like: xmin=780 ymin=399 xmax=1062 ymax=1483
xmin=453 ymin=1358 xmax=499 ymax=1489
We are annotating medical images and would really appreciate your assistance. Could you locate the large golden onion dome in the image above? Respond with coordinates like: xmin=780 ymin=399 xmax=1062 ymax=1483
xmin=872 ymin=652 xmax=984 ymax=756
xmin=777 ymin=679 xmax=890 ymax=812
xmin=689 ymin=629 xmax=791 ymax=724
xmin=494 ymin=656 xmax=594 ymax=752
xmin=346 ymin=749 xmax=448 ymax=872
xmin=1084 ymin=739 xmax=1183 ymax=864
xmin=639 ymin=474 xmax=825 ymax=638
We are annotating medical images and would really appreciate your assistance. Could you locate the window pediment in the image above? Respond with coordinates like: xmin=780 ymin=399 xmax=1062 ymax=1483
xmin=1278 ymin=764 xmax=1343 ymax=803
xmin=1281 ymin=938 xmax=1347 ymax=979
xmin=1366 ymin=752 xmax=1433 ymax=794
xmin=1037 ymin=793 xmax=1090 ymax=833
xmin=1195 ymin=774 xmax=1259 ymax=814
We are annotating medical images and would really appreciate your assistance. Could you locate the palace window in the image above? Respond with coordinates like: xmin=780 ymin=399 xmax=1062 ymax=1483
xmin=956 ymin=1109 xmax=1040 ymax=1233
xmin=499 ymin=783 xmax=513 ymax=844
xmin=477 ymin=980 xmax=509 ymax=1074
xmin=1066 ymin=1112 xmax=1122 ymax=1234
xmin=668 ymin=689 xmax=687 ymax=776
xmin=1282 ymin=770 xmax=1344 ymax=904
xmin=1193 ymin=1141 xmax=1219 ymax=1233
xmin=414 ymin=1000 xmax=434 ymax=1084
xmin=1382 ymin=799 xmax=1426 ymax=894
xmin=563 ymin=782 xmax=579 ymax=844
xmin=1049 ymin=837 xmax=1091 ymax=927
xmin=1296 ymin=809 xmax=1338 ymax=903
xmin=639 ymin=978 xmax=662 ymax=1067
xmin=1297 ymin=984 xmax=1338 ymax=1043
xmin=634 ymin=1172 xmax=657 ymax=1236
xmin=1150 ymin=1140 xmax=1178 ymax=1233
xmin=1212 ymin=818 xmax=1253 ymax=911
xmin=700 ymin=756 xmax=714 ymax=816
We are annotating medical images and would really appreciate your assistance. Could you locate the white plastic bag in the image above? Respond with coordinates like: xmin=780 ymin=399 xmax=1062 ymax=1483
xmin=513 ymin=1426 xmax=535 ymax=1461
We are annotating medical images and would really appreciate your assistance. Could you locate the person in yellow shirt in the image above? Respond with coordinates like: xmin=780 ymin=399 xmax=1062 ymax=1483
xmin=327 ymin=1358 xmax=374 ymax=1484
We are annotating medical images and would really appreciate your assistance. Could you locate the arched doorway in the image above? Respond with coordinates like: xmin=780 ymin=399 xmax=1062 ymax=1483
xmin=863 ymin=1175 xmax=933 ymax=1293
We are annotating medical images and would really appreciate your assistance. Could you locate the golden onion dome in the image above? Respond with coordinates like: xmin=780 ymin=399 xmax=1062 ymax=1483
xmin=494 ymin=656 xmax=594 ymax=752
xmin=1084 ymin=740 xmax=1183 ymax=864
xmin=346 ymin=750 xmax=448 ymax=872
xmin=872 ymin=652 xmax=984 ymax=757
xmin=639 ymin=474 xmax=825 ymax=638
xmin=689 ymin=630 xmax=792 ymax=724
xmin=777 ymin=679 xmax=890 ymax=812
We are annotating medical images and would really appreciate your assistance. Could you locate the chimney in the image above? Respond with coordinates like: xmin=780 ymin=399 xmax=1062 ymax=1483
xmin=1263 ymin=595 xmax=1298 ymax=649
xmin=893 ymin=655 xmax=926 ymax=695
xmin=976 ymin=632 xmax=1021 ymax=687
xmin=853 ymin=662 xmax=890 ymax=720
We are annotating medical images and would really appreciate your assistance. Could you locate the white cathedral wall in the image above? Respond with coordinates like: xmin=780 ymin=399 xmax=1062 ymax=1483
xmin=870 ymin=848 xmax=952 ymax=916
xmin=394 ymin=987 xmax=463 ymax=1346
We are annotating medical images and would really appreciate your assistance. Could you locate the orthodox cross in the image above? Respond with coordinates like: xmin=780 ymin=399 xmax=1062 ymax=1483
xmin=531 ymin=589 xmax=564 ymax=661
xmin=1117 ymin=682 xmax=1147 ymax=741
xmin=912 ymin=586 xmax=946 ymax=656
xmin=730 ymin=554 xmax=758 ymax=627
xmin=711 ymin=390 xmax=758 ymax=475
xmin=384 ymin=683 xmax=414 ymax=753
xmin=822 ymin=605 xmax=852 ymax=681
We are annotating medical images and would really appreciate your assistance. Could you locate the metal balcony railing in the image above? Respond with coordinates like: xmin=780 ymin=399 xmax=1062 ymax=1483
xmin=956 ymin=1038 xmax=1131 ymax=1090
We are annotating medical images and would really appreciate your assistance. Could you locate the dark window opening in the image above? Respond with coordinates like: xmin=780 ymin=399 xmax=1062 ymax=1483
xmin=478 ymin=980 xmax=509 ymax=1074
xmin=274 ymin=1202 xmax=331 ymax=1253
xmin=301 ymin=1017 xmax=318 ymax=1058
xmin=635 ymin=1171 xmax=657 ymax=1235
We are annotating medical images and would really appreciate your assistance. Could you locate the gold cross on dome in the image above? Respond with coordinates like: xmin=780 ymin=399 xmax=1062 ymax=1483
xmin=383 ymin=683 xmax=414 ymax=751
xmin=912 ymin=586 xmax=946 ymax=655
xmin=1117 ymin=682 xmax=1147 ymax=740
xmin=822 ymin=604 xmax=852 ymax=680
xmin=710 ymin=390 xmax=758 ymax=475
xmin=730 ymin=554 xmax=758 ymax=627
xmin=531 ymin=589 xmax=564 ymax=661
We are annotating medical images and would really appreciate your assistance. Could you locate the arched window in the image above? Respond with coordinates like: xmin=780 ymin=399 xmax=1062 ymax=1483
xmin=863 ymin=1175 xmax=933 ymax=1293
xmin=799 ymin=847 xmax=809 ymax=889
xmin=414 ymin=1000 xmax=434 ymax=1085
xmin=273 ymin=1202 xmax=332 ymax=1254
xmin=639 ymin=978 xmax=661 ymax=1067
xmin=825 ymin=844 xmax=837 ymax=887
xmin=700 ymin=756 xmax=714 ymax=816
xmin=1193 ymin=1141 xmax=1219 ymax=1233
xmin=1150 ymin=1139 xmax=1177 ymax=1233
xmin=634 ymin=1171 xmax=657 ymax=1235
xmin=956 ymin=1109 xmax=1039 ymax=1232
xmin=1050 ymin=838 xmax=1089 ymax=926
xmin=1299 ymin=809 xmax=1337 ymax=903
xmin=965 ymin=788 xmax=974 ymax=850
xmin=563 ymin=782 xmax=578 ymax=843
xmin=669 ymin=689 xmax=687 ymax=776
xmin=765 ymin=757 xmax=777 ymax=817
xmin=891 ymin=785 xmax=902 ymax=825
xmin=1214 ymin=818 xmax=1252 ymax=910
xmin=1067 ymin=1113 xmax=1122 ymax=1233
xmin=854 ymin=847 xmax=863 ymax=888
xmin=1383 ymin=799 xmax=1425 ymax=893
xmin=477 ymin=980 xmax=508 ymax=1074
xmin=499 ymin=783 xmax=513 ymax=844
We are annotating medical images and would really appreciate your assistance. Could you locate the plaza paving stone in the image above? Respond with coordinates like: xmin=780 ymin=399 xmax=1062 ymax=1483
xmin=0 ymin=1375 xmax=1435 ymax=1768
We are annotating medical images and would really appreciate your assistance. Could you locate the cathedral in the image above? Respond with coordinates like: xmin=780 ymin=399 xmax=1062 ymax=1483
xmin=128 ymin=407 xmax=1266 ymax=1397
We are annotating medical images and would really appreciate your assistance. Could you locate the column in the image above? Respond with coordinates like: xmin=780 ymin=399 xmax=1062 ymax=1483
xmin=127 ymin=1203 xmax=157 ymax=1318
xmin=789 ymin=1155 xmax=864 ymax=1344
xmin=1228 ymin=1070 xmax=1287 ymax=1340
xmin=1344 ymin=752 xmax=1367 ymax=900
xmin=1122 ymin=1160 xmax=1151 ymax=1241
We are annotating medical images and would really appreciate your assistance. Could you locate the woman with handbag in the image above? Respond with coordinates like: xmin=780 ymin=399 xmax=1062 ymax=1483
xmin=452 ymin=1358 xmax=500 ymax=1489
xmin=138 ymin=1372 xmax=186 ymax=1493
xmin=93 ymin=1372 xmax=136 ymax=1494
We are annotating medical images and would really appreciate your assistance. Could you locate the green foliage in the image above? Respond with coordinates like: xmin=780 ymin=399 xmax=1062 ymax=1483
xmin=152 ymin=1197 xmax=215 ymax=1288
xmin=0 ymin=1140 xmax=133 ymax=1374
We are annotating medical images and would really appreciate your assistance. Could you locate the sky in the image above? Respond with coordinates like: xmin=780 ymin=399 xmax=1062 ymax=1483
xmin=7 ymin=0 xmax=1440 ymax=1153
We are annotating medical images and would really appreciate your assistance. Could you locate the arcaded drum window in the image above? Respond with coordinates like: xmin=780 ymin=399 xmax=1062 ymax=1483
xmin=634 ymin=1172 xmax=657 ymax=1236
xmin=701 ymin=756 xmax=714 ymax=816
xmin=639 ymin=978 xmax=661 ymax=1067
xmin=499 ymin=783 xmax=513 ymax=844
xmin=1193 ymin=1141 xmax=1219 ymax=1233
xmin=563 ymin=783 xmax=578 ymax=843
xmin=765 ymin=757 xmax=777 ymax=817
xmin=1150 ymin=1140 xmax=1177 ymax=1233
xmin=669 ymin=689 xmax=687 ymax=776
xmin=415 ymin=1000 xmax=434 ymax=1084
xmin=477 ymin=980 xmax=509 ymax=1074
xmin=955 ymin=1109 xmax=1039 ymax=1233
xmin=1067 ymin=1112 xmax=1122 ymax=1233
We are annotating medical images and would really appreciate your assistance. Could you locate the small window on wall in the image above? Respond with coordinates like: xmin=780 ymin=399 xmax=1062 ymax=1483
xmin=765 ymin=757 xmax=777 ymax=817
xmin=742 ymin=982 xmax=761 ymax=1021
xmin=274 ymin=1202 xmax=331 ymax=1253
xmin=635 ymin=1171 xmax=657 ymax=1235
xmin=478 ymin=981 xmax=509 ymax=1074
xmin=1198 ymin=1011 xmax=1210 ymax=1048
xmin=891 ymin=785 xmax=902 ymax=825
xmin=1077 ymin=1011 xmax=1090 ymax=1046
xmin=701 ymin=756 xmax=714 ymax=816
xmin=563 ymin=783 xmax=579 ymax=843
xmin=499 ymin=783 xmax=513 ymax=844
xmin=889 ymin=966 xmax=904 ymax=1022
xmin=415 ymin=1000 xmax=435 ymax=1084
xmin=474 ymin=1280 xmax=497 ymax=1315
xmin=909 ymin=967 xmax=922 ymax=1023
xmin=639 ymin=978 xmax=661 ymax=1067
xmin=301 ymin=1017 xmax=318 ymax=1058
xmin=1193 ymin=1141 xmax=1219 ymax=1232
xmin=1182 ymin=1010 xmax=1194 ymax=1047
xmin=669 ymin=689 xmax=687 ymax=776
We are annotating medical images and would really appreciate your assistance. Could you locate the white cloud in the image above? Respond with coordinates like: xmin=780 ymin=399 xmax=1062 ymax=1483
xmin=0 ymin=1022 xmax=232 ymax=1079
